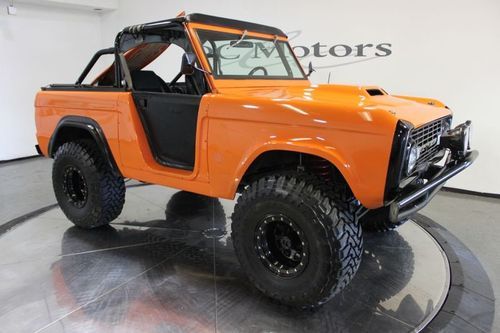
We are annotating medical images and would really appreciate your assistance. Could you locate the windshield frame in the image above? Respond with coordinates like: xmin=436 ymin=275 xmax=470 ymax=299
xmin=193 ymin=28 xmax=308 ymax=81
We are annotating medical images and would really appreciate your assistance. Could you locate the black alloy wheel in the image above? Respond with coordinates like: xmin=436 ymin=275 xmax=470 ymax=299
xmin=255 ymin=214 xmax=308 ymax=278
xmin=62 ymin=166 xmax=88 ymax=208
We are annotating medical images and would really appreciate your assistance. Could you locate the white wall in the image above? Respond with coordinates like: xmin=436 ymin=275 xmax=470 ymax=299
xmin=101 ymin=0 xmax=500 ymax=194
xmin=1 ymin=0 xmax=499 ymax=194
xmin=0 ymin=1 xmax=102 ymax=159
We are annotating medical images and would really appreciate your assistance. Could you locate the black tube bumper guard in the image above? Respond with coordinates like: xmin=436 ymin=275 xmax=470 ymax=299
xmin=388 ymin=121 xmax=478 ymax=223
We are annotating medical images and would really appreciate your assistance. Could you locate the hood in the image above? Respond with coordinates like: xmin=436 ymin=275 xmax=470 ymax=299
xmin=217 ymin=84 xmax=452 ymax=129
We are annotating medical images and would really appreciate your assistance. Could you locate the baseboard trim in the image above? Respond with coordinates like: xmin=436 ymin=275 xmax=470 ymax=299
xmin=0 ymin=155 xmax=42 ymax=165
xmin=441 ymin=186 xmax=500 ymax=199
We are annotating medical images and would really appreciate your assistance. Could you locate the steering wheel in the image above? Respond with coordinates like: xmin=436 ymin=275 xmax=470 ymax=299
xmin=248 ymin=66 xmax=268 ymax=76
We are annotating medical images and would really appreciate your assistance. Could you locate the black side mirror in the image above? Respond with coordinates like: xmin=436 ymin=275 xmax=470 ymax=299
xmin=306 ymin=61 xmax=315 ymax=77
xmin=181 ymin=52 xmax=196 ymax=76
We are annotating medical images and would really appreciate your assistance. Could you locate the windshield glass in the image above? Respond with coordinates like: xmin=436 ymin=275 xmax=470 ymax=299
xmin=196 ymin=29 xmax=306 ymax=80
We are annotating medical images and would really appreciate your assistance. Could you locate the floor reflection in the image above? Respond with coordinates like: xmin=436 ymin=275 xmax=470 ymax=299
xmin=47 ymin=189 xmax=448 ymax=332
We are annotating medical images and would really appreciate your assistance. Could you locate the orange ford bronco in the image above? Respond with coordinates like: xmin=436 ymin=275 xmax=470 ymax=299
xmin=34 ymin=13 xmax=477 ymax=307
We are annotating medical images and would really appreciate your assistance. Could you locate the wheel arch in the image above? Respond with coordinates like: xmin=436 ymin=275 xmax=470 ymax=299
xmin=235 ymin=144 xmax=361 ymax=199
xmin=48 ymin=116 xmax=121 ymax=177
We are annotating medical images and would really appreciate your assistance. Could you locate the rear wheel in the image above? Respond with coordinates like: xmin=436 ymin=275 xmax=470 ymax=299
xmin=52 ymin=141 xmax=125 ymax=228
xmin=231 ymin=173 xmax=363 ymax=307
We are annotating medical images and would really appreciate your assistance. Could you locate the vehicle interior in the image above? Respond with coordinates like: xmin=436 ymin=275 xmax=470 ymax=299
xmin=93 ymin=27 xmax=210 ymax=171
xmin=93 ymin=30 xmax=209 ymax=95
xmin=126 ymin=44 xmax=208 ymax=96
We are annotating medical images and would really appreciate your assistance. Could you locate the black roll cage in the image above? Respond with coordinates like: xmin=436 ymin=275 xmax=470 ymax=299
xmin=44 ymin=13 xmax=288 ymax=91
xmin=42 ymin=46 xmax=125 ymax=91
xmin=75 ymin=47 xmax=115 ymax=85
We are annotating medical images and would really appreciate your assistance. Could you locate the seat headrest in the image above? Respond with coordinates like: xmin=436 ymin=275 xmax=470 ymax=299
xmin=131 ymin=70 xmax=164 ymax=92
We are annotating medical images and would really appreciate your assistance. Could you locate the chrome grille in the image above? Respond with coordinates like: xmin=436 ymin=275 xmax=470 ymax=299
xmin=411 ymin=117 xmax=450 ymax=165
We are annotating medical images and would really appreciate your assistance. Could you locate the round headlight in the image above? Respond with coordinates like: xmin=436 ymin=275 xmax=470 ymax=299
xmin=407 ymin=144 xmax=420 ymax=174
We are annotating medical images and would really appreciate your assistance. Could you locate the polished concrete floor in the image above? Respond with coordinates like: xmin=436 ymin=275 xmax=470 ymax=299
xmin=0 ymin=158 xmax=54 ymax=224
xmin=1 ymin=183 xmax=449 ymax=332
xmin=421 ymin=192 xmax=500 ymax=331
xmin=0 ymin=157 xmax=499 ymax=332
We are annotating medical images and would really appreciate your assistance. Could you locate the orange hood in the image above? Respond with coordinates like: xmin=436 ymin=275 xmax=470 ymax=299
xmin=216 ymin=83 xmax=452 ymax=129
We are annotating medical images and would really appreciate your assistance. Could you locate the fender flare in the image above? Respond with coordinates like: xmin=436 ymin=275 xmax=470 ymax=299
xmin=48 ymin=116 xmax=121 ymax=177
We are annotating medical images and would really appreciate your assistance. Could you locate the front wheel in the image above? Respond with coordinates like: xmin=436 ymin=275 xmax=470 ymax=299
xmin=231 ymin=173 xmax=363 ymax=307
xmin=52 ymin=141 xmax=125 ymax=228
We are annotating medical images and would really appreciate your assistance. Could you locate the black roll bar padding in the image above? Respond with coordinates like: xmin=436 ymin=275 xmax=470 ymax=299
xmin=75 ymin=47 xmax=115 ymax=85
xmin=123 ymin=22 xmax=181 ymax=34
xmin=114 ymin=31 xmax=124 ymax=88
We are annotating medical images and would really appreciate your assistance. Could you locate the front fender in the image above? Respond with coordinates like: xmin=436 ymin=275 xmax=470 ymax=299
xmin=206 ymin=101 xmax=394 ymax=209
xmin=234 ymin=142 xmax=358 ymax=194
xmin=224 ymin=132 xmax=390 ymax=209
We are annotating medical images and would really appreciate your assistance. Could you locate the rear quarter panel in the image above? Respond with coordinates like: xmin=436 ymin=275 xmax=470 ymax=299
xmin=35 ymin=90 xmax=122 ymax=160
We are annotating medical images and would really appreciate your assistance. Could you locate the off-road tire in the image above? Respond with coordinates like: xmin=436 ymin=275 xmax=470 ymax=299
xmin=231 ymin=173 xmax=363 ymax=308
xmin=360 ymin=208 xmax=407 ymax=232
xmin=52 ymin=140 xmax=125 ymax=228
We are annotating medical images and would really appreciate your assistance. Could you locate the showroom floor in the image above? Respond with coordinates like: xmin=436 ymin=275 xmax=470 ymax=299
xmin=0 ymin=157 xmax=498 ymax=332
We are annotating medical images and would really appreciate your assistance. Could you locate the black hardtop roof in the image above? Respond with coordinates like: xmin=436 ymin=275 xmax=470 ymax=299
xmin=122 ymin=13 xmax=286 ymax=37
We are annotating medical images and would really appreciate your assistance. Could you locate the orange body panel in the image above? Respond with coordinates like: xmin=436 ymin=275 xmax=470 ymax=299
xmin=34 ymin=21 xmax=452 ymax=210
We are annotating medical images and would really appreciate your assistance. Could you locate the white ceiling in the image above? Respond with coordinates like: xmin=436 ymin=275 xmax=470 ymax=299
xmin=13 ymin=0 xmax=118 ymax=12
